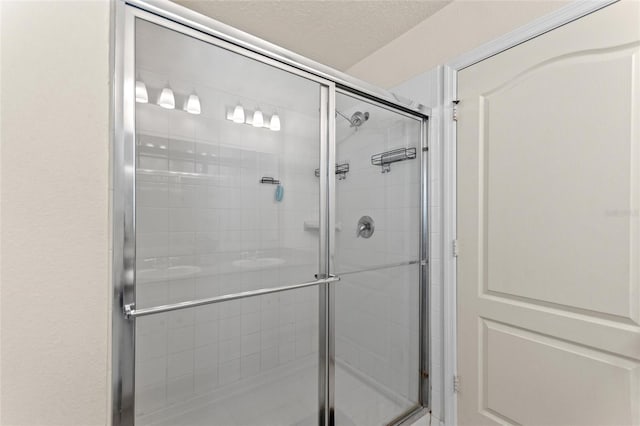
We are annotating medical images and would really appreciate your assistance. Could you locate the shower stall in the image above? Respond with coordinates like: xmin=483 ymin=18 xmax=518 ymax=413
xmin=113 ymin=2 xmax=429 ymax=425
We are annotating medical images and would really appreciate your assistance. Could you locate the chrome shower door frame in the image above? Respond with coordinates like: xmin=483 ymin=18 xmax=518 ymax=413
xmin=332 ymin=88 xmax=431 ymax=426
xmin=112 ymin=1 xmax=430 ymax=425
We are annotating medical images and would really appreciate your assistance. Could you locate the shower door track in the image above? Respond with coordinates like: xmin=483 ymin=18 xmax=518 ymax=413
xmin=112 ymin=2 xmax=430 ymax=426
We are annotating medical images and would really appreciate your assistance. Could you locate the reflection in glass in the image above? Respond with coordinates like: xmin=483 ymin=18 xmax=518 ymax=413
xmin=133 ymin=18 xmax=320 ymax=425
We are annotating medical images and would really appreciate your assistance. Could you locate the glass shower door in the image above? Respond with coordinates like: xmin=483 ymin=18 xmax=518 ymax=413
xmin=332 ymin=91 xmax=425 ymax=425
xmin=117 ymin=8 xmax=429 ymax=426
xmin=131 ymin=17 xmax=328 ymax=426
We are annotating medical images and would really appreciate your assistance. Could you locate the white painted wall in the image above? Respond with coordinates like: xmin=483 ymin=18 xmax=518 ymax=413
xmin=0 ymin=1 xmax=111 ymax=425
xmin=347 ymin=0 xmax=570 ymax=88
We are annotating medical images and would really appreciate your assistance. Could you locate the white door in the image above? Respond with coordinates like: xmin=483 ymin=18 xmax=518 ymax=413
xmin=457 ymin=1 xmax=640 ymax=425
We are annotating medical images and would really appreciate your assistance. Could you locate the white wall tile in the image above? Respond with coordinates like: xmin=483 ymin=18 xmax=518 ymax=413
xmin=219 ymin=337 xmax=241 ymax=363
xmin=167 ymin=326 xmax=194 ymax=354
xmin=136 ymin=356 xmax=167 ymax=388
xmin=168 ymin=350 xmax=194 ymax=379
xmin=137 ymin=207 xmax=168 ymax=234
xmin=195 ymin=321 xmax=219 ymax=347
xmin=166 ymin=375 xmax=195 ymax=404
xmin=218 ymin=359 xmax=241 ymax=385
xmin=260 ymin=345 xmax=279 ymax=371
xmin=241 ymin=332 xmax=261 ymax=357
xmin=241 ymin=353 xmax=261 ymax=378
xmin=194 ymin=344 xmax=218 ymax=371
xmin=135 ymin=384 xmax=166 ymax=417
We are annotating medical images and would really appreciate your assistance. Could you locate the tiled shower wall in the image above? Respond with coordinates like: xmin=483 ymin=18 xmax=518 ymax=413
xmin=334 ymin=111 xmax=422 ymax=413
xmin=134 ymin=96 xmax=321 ymax=418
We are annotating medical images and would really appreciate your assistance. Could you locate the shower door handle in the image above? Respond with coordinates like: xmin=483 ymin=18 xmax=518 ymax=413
xmin=124 ymin=275 xmax=340 ymax=318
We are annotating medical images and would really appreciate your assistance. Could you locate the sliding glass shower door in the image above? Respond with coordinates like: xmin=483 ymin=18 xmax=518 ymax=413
xmin=131 ymin=17 xmax=327 ymax=426
xmin=114 ymin=6 xmax=428 ymax=426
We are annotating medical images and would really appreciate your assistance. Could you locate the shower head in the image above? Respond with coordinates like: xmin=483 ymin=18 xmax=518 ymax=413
xmin=336 ymin=110 xmax=370 ymax=129
xmin=349 ymin=111 xmax=369 ymax=128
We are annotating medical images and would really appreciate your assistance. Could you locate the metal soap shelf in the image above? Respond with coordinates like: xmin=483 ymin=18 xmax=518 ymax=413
xmin=260 ymin=177 xmax=280 ymax=185
xmin=371 ymin=147 xmax=416 ymax=173
xmin=314 ymin=162 xmax=350 ymax=180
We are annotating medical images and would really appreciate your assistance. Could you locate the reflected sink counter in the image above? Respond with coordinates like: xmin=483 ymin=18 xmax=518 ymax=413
xmin=136 ymin=247 xmax=316 ymax=284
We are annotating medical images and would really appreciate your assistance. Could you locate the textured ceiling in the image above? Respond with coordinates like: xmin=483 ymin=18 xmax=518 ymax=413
xmin=172 ymin=0 xmax=452 ymax=71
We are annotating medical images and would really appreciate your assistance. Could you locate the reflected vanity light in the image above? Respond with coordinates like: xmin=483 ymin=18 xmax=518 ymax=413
xmin=252 ymin=109 xmax=264 ymax=128
xmin=135 ymin=81 xmax=148 ymax=103
xmin=157 ymin=87 xmax=175 ymax=109
xmin=185 ymin=94 xmax=201 ymax=115
xmin=226 ymin=106 xmax=280 ymax=131
xmin=233 ymin=104 xmax=245 ymax=123
xmin=269 ymin=113 xmax=281 ymax=132
xmin=136 ymin=81 xmax=202 ymax=114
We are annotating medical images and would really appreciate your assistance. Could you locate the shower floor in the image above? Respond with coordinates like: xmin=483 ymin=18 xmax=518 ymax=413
xmin=139 ymin=359 xmax=415 ymax=426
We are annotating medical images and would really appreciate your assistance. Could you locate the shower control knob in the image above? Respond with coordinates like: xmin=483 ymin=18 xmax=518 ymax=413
xmin=356 ymin=216 xmax=375 ymax=238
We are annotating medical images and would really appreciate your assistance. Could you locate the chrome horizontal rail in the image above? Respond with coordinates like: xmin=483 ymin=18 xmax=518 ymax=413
xmin=335 ymin=259 xmax=423 ymax=277
xmin=124 ymin=275 xmax=340 ymax=318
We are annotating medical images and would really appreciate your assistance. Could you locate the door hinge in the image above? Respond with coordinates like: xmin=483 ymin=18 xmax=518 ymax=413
xmin=453 ymin=375 xmax=461 ymax=393
xmin=452 ymin=100 xmax=460 ymax=121
xmin=452 ymin=239 xmax=459 ymax=257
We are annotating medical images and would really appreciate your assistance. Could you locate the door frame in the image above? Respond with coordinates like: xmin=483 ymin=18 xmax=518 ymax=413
xmin=111 ymin=1 xmax=431 ymax=425
xmin=440 ymin=1 xmax=619 ymax=425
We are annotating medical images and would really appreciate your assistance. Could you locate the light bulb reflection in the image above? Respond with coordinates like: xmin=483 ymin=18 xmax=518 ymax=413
xmin=157 ymin=87 xmax=175 ymax=109
xmin=185 ymin=94 xmax=201 ymax=115
xmin=269 ymin=113 xmax=281 ymax=131
xmin=252 ymin=109 xmax=264 ymax=128
xmin=233 ymin=104 xmax=245 ymax=123
xmin=135 ymin=81 xmax=148 ymax=103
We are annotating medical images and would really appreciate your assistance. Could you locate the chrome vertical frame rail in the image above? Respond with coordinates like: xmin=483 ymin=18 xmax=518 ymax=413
xmin=327 ymin=87 xmax=337 ymax=426
xmin=318 ymin=84 xmax=336 ymax=426
xmin=419 ymin=117 xmax=430 ymax=407
xmin=318 ymin=85 xmax=330 ymax=426
xmin=112 ymin=2 xmax=136 ymax=425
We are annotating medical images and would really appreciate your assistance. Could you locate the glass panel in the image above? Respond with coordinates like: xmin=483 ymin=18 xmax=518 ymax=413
xmin=133 ymin=18 xmax=321 ymax=425
xmin=135 ymin=288 xmax=319 ymax=425
xmin=334 ymin=92 xmax=422 ymax=425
